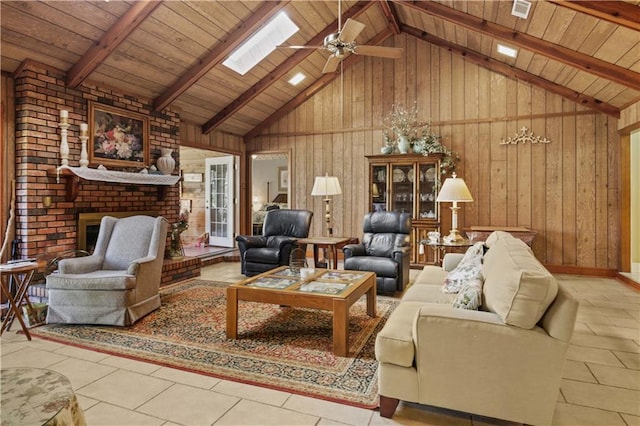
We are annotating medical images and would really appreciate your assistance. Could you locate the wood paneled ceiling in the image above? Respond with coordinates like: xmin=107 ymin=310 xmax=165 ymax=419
xmin=2 ymin=1 xmax=639 ymax=140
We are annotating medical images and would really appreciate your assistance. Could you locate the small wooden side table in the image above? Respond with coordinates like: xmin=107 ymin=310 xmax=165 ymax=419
xmin=297 ymin=237 xmax=351 ymax=269
xmin=0 ymin=260 xmax=46 ymax=340
xmin=422 ymin=239 xmax=473 ymax=266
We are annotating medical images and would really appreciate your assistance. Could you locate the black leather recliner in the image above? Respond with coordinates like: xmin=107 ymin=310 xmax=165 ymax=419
xmin=236 ymin=209 xmax=313 ymax=276
xmin=342 ymin=211 xmax=412 ymax=294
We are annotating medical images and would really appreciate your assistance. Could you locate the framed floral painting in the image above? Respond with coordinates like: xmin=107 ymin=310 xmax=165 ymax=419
xmin=88 ymin=101 xmax=149 ymax=168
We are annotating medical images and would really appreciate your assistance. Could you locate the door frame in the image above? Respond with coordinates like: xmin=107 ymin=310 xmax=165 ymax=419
xmin=205 ymin=156 xmax=235 ymax=247
xmin=245 ymin=149 xmax=292 ymax=235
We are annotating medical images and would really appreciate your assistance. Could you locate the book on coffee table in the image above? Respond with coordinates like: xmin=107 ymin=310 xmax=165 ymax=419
xmin=298 ymin=281 xmax=348 ymax=295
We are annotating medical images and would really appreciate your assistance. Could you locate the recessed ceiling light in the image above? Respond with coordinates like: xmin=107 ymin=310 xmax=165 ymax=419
xmin=511 ymin=0 xmax=531 ymax=19
xmin=223 ymin=12 xmax=299 ymax=75
xmin=288 ymin=72 xmax=306 ymax=86
xmin=497 ymin=43 xmax=518 ymax=58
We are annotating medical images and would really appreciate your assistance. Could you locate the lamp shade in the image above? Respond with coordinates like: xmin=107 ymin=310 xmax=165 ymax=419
xmin=436 ymin=173 xmax=473 ymax=202
xmin=311 ymin=175 xmax=342 ymax=196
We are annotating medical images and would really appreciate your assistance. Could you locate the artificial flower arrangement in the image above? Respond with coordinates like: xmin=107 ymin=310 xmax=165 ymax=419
xmin=168 ymin=210 xmax=189 ymax=259
xmin=382 ymin=103 xmax=459 ymax=175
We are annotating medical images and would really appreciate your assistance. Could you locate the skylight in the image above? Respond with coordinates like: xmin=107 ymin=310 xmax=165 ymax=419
xmin=223 ymin=12 xmax=299 ymax=76
xmin=497 ymin=43 xmax=518 ymax=58
xmin=288 ymin=72 xmax=306 ymax=86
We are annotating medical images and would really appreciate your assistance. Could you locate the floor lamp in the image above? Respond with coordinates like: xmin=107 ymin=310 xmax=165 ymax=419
xmin=436 ymin=173 xmax=473 ymax=243
xmin=311 ymin=174 xmax=342 ymax=237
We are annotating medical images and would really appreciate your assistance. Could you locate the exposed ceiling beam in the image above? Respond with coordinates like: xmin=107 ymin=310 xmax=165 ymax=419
xmin=153 ymin=0 xmax=289 ymax=112
xmin=201 ymin=1 xmax=373 ymax=135
xmin=397 ymin=1 xmax=640 ymax=92
xmin=66 ymin=1 xmax=162 ymax=87
xmin=379 ymin=1 xmax=401 ymax=35
xmin=548 ymin=1 xmax=640 ymax=32
xmin=402 ymin=25 xmax=620 ymax=118
xmin=244 ymin=29 xmax=395 ymax=142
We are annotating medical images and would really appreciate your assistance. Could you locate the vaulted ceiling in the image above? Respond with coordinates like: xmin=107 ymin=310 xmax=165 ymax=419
xmin=2 ymin=1 xmax=639 ymax=140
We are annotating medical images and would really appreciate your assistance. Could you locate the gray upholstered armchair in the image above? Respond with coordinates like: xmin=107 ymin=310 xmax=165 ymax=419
xmin=46 ymin=215 xmax=168 ymax=326
xmin=343 ymin=211 xmax=411 ymax=294
xmin=236 ymin=209 xmax=313 ymax=276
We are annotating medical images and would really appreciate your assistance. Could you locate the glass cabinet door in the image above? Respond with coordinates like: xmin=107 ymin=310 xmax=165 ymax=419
xmin=390 ymin=164 xmax=415 ymax=214
xmin=371 ymin=165 xmax=387 ymax=212
xmin=417 ymin=163 xmax=439 ymax=220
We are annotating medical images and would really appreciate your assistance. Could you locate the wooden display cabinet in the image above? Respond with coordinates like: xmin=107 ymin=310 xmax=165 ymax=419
xmin=367 ymin=154 xmax=442 ymax=266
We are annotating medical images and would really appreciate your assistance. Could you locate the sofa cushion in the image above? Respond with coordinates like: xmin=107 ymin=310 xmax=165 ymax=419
xmin=403 ymin=284 xmax=457 ymax=304
xmin=442 ymin=242 xmax=484 ymax=293
xmin=452 ymin=278 xmax=483 ymax=310
xmin=413 ymin=266 xmax=448 ymax=286
xmin=375 ymin=301 xmax=424 ymax=367
xmin=484 ymin=230 xmax=513 ymax=247
xmin=482 ymin=235 xmax=558 ymax=329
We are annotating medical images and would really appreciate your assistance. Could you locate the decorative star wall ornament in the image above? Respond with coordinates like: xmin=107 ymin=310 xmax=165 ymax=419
xmin=500 ymin=127 xmax=551 ymax=145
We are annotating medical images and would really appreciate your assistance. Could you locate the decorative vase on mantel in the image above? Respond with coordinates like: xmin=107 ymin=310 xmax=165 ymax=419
xmin=397 ymin=135 xmax=410 ymax=154
xmin=156 ymin=148 xmax=175 ymax=175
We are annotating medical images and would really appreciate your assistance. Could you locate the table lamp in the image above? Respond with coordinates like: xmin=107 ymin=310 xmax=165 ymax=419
xmin=311 ymin=174 xmax=342 ymax=236
xmin=436 ymin=173 xmax=473 ymax=242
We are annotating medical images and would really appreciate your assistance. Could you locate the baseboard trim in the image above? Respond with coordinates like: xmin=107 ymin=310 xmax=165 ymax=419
xmin=617 ymin=273 xmax=640 ymax=292
xmin=543 ymin=264 xmax=640 ymax=292
xmin=544 ymin=265 xmax=617 ymax=277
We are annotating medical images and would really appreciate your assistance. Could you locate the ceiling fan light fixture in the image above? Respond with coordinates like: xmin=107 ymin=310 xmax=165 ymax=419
xmin=497 ymin=43 xmax=518 ymax=58
xmin=288 ymin=72 xmax=306 ymax=86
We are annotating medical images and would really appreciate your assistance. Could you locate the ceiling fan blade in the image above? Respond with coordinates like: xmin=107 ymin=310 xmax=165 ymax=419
xmin=277 ymin=45 xmax=324 ymax=50
xmin=339 ymin=19 xmax=366 ymax=43
xmin=354 ymin=45 xmax=403 ymax=59
xmin=322 ymin=55 xmax=341 ymax=74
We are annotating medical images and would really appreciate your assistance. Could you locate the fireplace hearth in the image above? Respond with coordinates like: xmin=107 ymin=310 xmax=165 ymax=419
xmin=77 ymin=211 xmax=158 ymax=252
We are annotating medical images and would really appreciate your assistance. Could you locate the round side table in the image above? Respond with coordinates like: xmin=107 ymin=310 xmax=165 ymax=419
xmin=422 ymin=239 xmax=473 ymax=265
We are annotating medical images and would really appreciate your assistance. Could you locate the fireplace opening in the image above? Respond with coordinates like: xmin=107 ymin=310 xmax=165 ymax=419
xmin=77 ymin=211 xmax=159 ymax=252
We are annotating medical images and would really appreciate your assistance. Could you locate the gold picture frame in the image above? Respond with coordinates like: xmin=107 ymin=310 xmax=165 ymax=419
xmin=88 ymin=101 xmax=150 ymax=169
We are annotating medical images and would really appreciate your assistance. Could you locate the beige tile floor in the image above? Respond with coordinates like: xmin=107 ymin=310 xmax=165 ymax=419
xmin=2 ymin=262 xmax=639 ymax=426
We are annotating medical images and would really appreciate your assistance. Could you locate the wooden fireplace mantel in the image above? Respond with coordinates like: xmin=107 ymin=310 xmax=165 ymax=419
xmin=47 ymin=167 xmax=181 ymax=201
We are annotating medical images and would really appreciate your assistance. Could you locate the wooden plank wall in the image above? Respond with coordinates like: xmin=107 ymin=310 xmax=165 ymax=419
xmin=246 ymin=34 xmax=621 ymax=270
xmin=0 ymin=73 xmax=15 ymax=263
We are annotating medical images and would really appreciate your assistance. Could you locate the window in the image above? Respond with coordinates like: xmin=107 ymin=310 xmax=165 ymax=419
xmin=288 ymin=72 xmax=306 ymax=85
xmin=223 ymin=12 xmax=299 ymax=75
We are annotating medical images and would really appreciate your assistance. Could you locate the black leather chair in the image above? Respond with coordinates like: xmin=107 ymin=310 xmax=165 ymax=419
xmin=236 ymin=209 xmax=313 ymax=276
xmin=343 ymin=211 xmax=412 ymax=294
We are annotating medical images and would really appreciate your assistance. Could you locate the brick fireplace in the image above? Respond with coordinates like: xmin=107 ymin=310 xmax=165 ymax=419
xmin=13 ymin=62 xmax=182 ymax=262
xmin=77 ymin=211 xmax=158 ymax=252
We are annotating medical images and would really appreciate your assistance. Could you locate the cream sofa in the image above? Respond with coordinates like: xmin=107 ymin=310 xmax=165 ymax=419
xmin=375 ymin=231 xmax=578 ymax=425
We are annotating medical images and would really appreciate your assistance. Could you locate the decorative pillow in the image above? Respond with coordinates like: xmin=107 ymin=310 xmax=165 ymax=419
xmin=442 ymin=242 xmax=485 ymax=293
xmin=452 ymin=279 xmax=483 ymax=310
xmin=484 ymin=230 xmax=513 ymax=247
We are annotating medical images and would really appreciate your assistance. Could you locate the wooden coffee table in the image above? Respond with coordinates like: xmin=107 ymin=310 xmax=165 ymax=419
xmin=226 ymin=266 xmax=376 ymax=357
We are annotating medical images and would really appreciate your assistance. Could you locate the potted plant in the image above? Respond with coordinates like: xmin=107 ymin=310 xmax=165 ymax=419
xmin=384 ymin=104 xmax=421 ymax=154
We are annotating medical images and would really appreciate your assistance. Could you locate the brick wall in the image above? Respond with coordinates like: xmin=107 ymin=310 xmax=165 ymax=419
xmin=13 ymin=62 xmax=182 ymax=260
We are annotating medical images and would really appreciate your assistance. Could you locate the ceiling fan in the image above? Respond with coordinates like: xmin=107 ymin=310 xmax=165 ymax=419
xmin=280 ymin=17 xmax=403 ymax=74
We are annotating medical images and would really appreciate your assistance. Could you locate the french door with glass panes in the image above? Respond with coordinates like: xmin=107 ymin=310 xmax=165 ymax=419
xmin=205 ymin=156 xmax=235 ymax=247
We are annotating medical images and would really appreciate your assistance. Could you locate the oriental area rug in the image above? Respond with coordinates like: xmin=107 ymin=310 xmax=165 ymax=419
xmin=31 ymin=279 xmax=399 ymax=409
